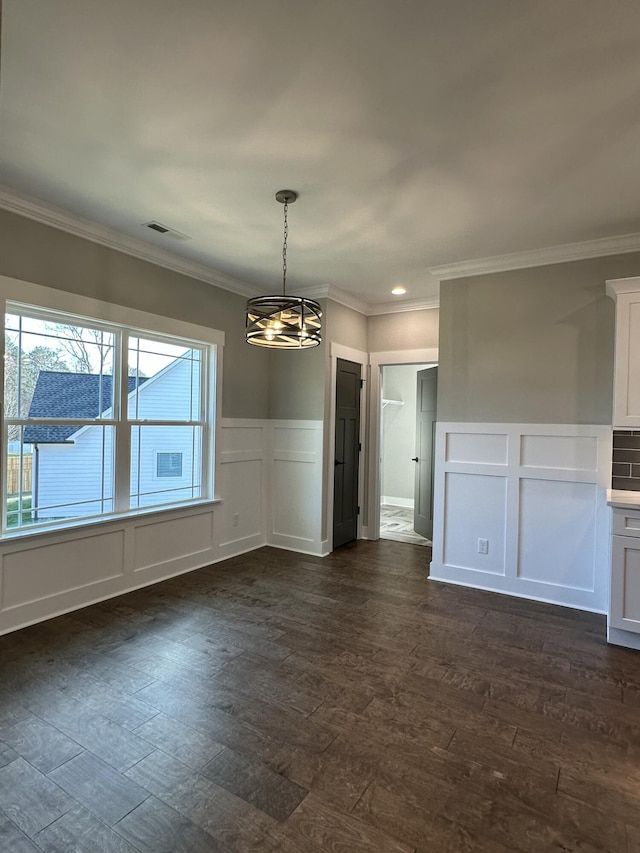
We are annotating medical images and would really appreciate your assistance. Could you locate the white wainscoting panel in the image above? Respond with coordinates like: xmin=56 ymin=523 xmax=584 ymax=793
xmin=268 ymin=420 xmax=324 ymax=556
xmin=443 ymin=473 xmax=507 ymax=575
xmin=431 ymin=423 xmax=611 ymax=612
xmin=517 ymin=479 xmax=597 ymax=590
xmin=2 ymin=530 xmax=125 ymax=610
xmin=216 ymin=418 xmax=268 ymax=558
xmin=446 ymin=432 xmax=508 ymax=466
xmin=134 ymin=511 xmax=214 ymax=572
xmin=520 ymin=434 xmax=598 ymax=472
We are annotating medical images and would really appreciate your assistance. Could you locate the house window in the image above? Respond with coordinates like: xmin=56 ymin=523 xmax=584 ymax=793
xmin=156 ymin=452 xmax=183 ymax=478
xmin=3 ymin=304 xmax=214 ymax=533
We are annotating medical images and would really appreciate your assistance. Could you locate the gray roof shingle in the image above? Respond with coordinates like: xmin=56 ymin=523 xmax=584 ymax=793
xmin=24 ymin=372 xmax=145 ymax=443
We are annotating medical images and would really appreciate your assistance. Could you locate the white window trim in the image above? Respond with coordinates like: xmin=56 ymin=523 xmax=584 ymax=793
xmin=0 ymin=275 xmax=225 ymax=539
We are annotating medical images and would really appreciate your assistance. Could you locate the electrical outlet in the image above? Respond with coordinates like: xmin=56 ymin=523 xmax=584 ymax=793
xmin=232 ymin=513 xmax=239 ymax=527
xmin=478 ymin=538 xmax=488 ymax=555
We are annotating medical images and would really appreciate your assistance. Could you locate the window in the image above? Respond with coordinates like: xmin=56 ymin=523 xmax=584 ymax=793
xmin=3 ymin=303 xmax=214 ymax=533
xmin=156 ymin=452 xmax=183 ymax=478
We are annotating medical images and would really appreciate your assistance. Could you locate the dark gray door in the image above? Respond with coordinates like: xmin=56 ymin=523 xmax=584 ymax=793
xmin=414 ymin=367 xmax=437 ymax=540
xmin=333 ymin=359 xmax=361 ymax=548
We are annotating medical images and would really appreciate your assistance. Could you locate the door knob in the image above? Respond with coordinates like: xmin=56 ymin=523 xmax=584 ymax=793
xmin=411 ymin=457 xmax=419 ymax=462
xmin=335 ymin=459 xmax=344 ymax=466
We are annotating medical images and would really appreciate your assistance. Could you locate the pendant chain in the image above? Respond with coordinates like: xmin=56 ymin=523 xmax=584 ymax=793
xmin=282 ymin=201 xmax=288 ymax=296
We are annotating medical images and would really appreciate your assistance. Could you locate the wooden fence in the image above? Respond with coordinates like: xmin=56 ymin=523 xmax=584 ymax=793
xmin=6 ymin=455 xmax=33 ymax=496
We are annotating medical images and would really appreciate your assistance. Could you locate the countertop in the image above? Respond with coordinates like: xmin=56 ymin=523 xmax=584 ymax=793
xmin=608 ymin=489 xmax=640 ymax=509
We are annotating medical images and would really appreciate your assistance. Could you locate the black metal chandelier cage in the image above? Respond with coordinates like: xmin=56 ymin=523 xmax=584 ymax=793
xmin=245 ymin=190 xmax=322 ymax=349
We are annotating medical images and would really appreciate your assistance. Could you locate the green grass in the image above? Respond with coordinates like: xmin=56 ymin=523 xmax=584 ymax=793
xmin=6 ymin=495 xmax=34 ymax=528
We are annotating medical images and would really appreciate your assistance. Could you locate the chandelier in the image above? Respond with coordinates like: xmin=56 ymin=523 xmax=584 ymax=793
xmin=245 ymin=190 xmax=322 ymax=349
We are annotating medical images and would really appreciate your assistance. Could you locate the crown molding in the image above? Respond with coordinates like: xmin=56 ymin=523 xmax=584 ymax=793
xmin=294 ymin=283 xmax=439 ymax=316
xmin=0 ymin=185 xmax=262 ymax=299
xmin=367 ymin=295 xmax=439 ymax=315
xmin=294 ymin=283 xmax=371 ymax=315
xmin=430 ymin=232 xmax=640 ymax=281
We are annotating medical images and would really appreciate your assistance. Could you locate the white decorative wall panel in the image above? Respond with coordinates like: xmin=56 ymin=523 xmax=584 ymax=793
xmin=216 ymin=419 xmax=268 ymax=557
xmin=273 ymin=426 xmax=316 ymax=454
xmin=134 ymin=511 xmax=214 ymax=572
xmin=443 ymin=473 xmax=507 ymax=575
xmin=217 ymin=459 xmax=263 ymax=548
xmin=2 ymin=530 xmax=125 ymax=610
xmin=517 ymin=479 xmax=596 ymax=590
xmin=269 ymin=420 xmax=324 ymax=555
xmin=520 ymin=434 xmax=598 ymax=472
xmin=446 ymin=432 xmax=508 ymax=466
xmin=220 ymin=426 xmax=264 ymax=453
xmin=431 ymin=423 xmax=611 ymax=612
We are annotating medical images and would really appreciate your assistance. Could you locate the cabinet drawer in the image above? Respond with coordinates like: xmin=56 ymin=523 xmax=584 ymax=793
xmin=612 ymin=508 xmax=640 ymax=537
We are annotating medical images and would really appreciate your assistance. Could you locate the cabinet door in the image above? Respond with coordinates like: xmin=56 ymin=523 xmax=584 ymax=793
xmin=610 ymin=535 xmax=640 ymax=633
xmin=613 ymin=296 xmax=640 ymax=427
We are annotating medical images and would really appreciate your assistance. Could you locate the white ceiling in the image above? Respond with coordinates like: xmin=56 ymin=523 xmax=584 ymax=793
xmin=2 ymin=0 xmax=640 ymax=310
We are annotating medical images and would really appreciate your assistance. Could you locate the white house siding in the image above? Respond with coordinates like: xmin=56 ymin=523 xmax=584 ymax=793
xmin=35 ymin=357 xmax=202 ymax=520
xmin=128 ymin=355 xmax=201 ymax=420
xmin=130 ymin=424 xmax=201 ymax=509
xmin=35 ymin=428 xmax=115 ymax=520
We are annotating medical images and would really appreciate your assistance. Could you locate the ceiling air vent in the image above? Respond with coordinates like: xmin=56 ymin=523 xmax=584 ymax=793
xmin=142 ymin=221 xmax=191 ymax=242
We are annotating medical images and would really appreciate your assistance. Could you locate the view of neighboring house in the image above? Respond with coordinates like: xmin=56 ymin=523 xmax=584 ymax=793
xmin=25 ymin=354 xmax=202 ymax=521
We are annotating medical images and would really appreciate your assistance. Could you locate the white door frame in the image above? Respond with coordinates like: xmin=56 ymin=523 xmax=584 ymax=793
xmin=326 ymin=343 xmax=369 ymax=553
xmin=367 ymin=348 xmax=439 ymax=541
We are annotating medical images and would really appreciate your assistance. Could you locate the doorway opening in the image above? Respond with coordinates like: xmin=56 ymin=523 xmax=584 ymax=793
xmin=379 ymin=363 xmax=437 ymax=546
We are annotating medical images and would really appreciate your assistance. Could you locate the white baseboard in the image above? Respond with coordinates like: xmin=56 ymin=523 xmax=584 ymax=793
xmin=267 ymin=535 xmax=326 ymax=557
xmin=428 ymin=564 xmax=606 ymax=614
xmin=381 ymin=496 xmax=414 ymax=509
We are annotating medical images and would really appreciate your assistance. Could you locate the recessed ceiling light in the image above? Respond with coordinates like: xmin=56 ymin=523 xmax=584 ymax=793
xmin=391 ymin=286 xmax=406 ymax=296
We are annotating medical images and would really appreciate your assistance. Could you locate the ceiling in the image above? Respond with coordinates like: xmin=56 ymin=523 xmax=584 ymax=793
xmin=2 ymin=0 xmax=640 ymax=311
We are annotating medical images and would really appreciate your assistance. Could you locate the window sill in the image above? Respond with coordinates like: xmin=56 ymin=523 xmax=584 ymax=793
xmin=0 ymin=498 xmax=222 ymax=545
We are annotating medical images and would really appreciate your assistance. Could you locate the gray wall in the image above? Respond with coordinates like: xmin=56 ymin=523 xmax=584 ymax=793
xmin=267 ymin=299 xmax=327 ymax=420
xmin=326 ymin=301 xmax=368 ymax=352
xmin=381 ymin=364 xmax=423 ymax=502
xmin=368 ymin=308 xmax=439 ymax=353
xmin=268 ymin=340 xmax=326 ymax=420
xmin=0 ymin=209 xmax=270 ymax=418
xmin=438 ymin=253 xmax=640 ymax=424
xmin=268 ymin=299 xmax=369 ymax=421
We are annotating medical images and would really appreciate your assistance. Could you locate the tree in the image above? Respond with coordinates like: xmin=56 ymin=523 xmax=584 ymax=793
xmin=4 ymin=340 xmax=70 ymax=440
xmin=48 ymin=324 xmax=113 ymax=375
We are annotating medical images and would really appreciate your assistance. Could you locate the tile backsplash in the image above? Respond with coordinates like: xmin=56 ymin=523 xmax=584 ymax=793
xmin=612 ymin=430 xmax=640 ymax=491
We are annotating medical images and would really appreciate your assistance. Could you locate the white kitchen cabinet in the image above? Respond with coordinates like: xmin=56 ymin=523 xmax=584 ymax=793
xmin=610 ymin=536 xmax=640 ymax=634
xmin=609 ymin=501 xmax=640 ymax=646
xmin=607 ymin=276 xmax=640 ymax=428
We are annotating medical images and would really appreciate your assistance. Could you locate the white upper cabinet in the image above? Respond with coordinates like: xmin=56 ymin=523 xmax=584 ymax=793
xmin=607 ymin=276 xmax=640 ymax=428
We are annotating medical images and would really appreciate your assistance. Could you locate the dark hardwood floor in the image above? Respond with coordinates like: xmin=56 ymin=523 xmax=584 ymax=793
xmin=1 ymin=540 xmax=639 ymax=851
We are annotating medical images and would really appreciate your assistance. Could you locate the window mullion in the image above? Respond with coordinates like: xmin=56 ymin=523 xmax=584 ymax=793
xmin=203 ymin=344 xmax=215 ymax=499
xmin=114 ymin=329 xmax=130 ymax=513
